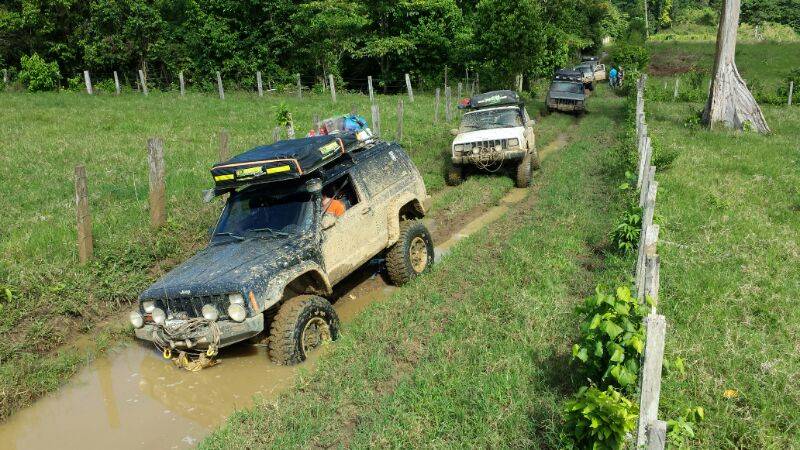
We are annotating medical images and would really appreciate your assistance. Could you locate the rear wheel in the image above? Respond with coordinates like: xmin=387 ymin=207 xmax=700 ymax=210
xmin=446 ymin=163 xmax=463 ymax=186
xmin=268 ymin=295 xmax=339 ymax=365
xmin=515 ymin=153 xmax=533 ymax=188
xmin=386 ymin=221 xmax=434 ymax=285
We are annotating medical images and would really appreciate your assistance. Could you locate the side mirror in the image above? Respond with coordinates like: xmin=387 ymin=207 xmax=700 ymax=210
xmin=450 ymin=129 xmax=459 ymax=136
xmin=322 ymin=214 xmax=337 ymax=230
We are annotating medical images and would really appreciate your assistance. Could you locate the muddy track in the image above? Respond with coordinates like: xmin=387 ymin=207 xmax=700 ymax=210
xmin=0 ymin=117 xmax=581 ymax=450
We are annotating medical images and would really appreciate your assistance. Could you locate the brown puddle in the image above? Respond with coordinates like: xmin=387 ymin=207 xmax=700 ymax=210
xmin=0 ymin=188 xmax=530 ymax=450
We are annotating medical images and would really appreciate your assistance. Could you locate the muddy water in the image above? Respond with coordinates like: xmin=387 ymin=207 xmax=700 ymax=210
xmin=0 ymin=188 xmax=530 ymax=450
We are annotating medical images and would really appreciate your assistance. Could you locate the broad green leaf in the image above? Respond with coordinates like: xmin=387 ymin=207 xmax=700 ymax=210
xmin=602 ymin=320 xmax=624 ymax=340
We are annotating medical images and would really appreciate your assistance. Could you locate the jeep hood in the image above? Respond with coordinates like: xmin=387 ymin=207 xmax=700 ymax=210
xmin=452 ymin=127 xmax=525 ymax=145
xmin=548 ymin=92 xmax=585 ymax=101
xmin=139 ymin=235 xmax=312 ymax=300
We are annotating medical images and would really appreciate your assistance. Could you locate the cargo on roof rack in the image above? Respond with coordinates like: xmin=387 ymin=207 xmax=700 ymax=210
xmin=210 ymin=133 xmax=362 ymax=191
xmin=553 ymin=69 xmax=583 ymax=83
xmin=458 ymin=90 xmax=521 ymax=110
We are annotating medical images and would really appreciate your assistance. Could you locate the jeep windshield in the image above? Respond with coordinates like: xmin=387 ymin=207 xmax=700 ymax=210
xmin=551 ymin=82 xmax=584 ymax=94
xmin=459 ymin=108 xmax=522 ymax=132
xmin=213 ymin=188 xmax=314 ymax=242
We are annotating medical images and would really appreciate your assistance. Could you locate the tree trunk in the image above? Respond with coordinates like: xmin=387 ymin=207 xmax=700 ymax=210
xmin=703 ymin=0 xmax=769 ymax=133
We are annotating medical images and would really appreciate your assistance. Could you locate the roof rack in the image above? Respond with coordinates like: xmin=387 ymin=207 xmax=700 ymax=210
xmin=458 ymin=90 xmax=522 ymax=110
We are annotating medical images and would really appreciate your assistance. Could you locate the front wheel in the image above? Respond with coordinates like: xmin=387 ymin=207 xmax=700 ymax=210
xmin=446 ymin=163 xmax=463 ymax=186
xmin=530 ymin=147 xmax=541 ymax=171
xmin=386 ymin=221 xmax=434 ymax=285
xmin=268 ymin=295 xmax=340 ymax=365
xmin=515 ymin=153 xmax=533 ymax=188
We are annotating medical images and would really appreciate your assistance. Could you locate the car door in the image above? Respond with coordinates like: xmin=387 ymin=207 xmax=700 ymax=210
xmin=321 ymin=173 xmax=381 ymax=283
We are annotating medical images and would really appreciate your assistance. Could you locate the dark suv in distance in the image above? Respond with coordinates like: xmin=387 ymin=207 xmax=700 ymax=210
xmin=546 ymin=69 xmax=587 ymax=114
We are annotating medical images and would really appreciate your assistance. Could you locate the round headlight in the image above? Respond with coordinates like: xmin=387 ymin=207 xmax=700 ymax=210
xmin=201 ymin=304 xmax=219 ymax=321
xmin=453 ymin=144 xmax=464 ymax=152
xmin=142 ymin=301 xmax=155 ymax=313
xmin=228 ymin=293 xmax=245 ymax=305
xmin=129 ymin=311 xmax=144 ymax=328
xmin=227 ymin=303 xmax=247 ymax=322
xmin=151 ymin=307 xmax=166 ymax=325
xmin=508 ymin=138 xmax=519 ymax=147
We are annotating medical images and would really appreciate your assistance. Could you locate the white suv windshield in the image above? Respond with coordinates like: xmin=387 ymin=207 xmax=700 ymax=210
xmin=459 ymin=109 xmax=522 ymax=132
xmin=552 ymin=82 xmax=583 ymax=94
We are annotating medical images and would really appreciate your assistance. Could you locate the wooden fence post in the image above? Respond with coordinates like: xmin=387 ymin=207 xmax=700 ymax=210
xmin=286 ymin=115 xmax=296 ymax=139
xmin=444 ymin=65 xmax=448 ymax=88
xmin=647 ymin=420 xmax=667 ymax=450
xmin=179 ymin=71 xmax=185 ymax=97
xmin=673 ymin=78 xmax=680 ymax=100
xmin=272 ymin=126 xmax=281 ymax=143
xmin=139 ymin=69 xmax=148 ymax=96
xmin=74 ymin=165 xmax=93 ymax=264
xmin=219 ymin=129 xmax=229 ymax=162
xmin=216 ymin=71 xmax=225 ymax=100
xmin=445 ymin=86 xmax=453 ymax=122
xmin=636 ymin=314 xmax=667 ymax=448
xmin=457 ymin=82 xmax=462 ymax=100
xmin=435 ymin=88 xmax=441 ymax=122
xmin=636 ymin=178 xmax=658 ymax=299
xmin=396 ymin=98 xmax=404 ymax=142
xmin=113 ymin=71 xmax=121 ymax=95
xmin=405 ymin=73 xmax=414 ymax=102
xmin=297 ymin=73 xmax=302 ymax=99
xmin=2 ymin=69 xmax=7 ymax=84
xmin=84 ymin=70 xmax=93 ymax=95
xmin=644 ymin=253 xmax=660 ymax=312
xmin=329 ymin=74 xmax=337 ymax=103
xmin=256 ymin=71 xmax=263 ymax=97
xmin=368 ymin=76 xmax=375 ymax=103
xmin=370 ymin=103 xmax=381 ymax=137
xmin=313 ymin=113 xmax=320 ymax=134
xmin=147 ymin=138 xmax=166 ymax=228
xmin=788 ymin=81 xmax=794 ymax=106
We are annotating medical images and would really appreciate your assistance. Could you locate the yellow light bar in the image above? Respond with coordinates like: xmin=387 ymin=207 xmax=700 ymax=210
xmin=266 ymin=165 xmax=291 ymax=174
xmin=214 ymin=174 xmax=234 ymax=181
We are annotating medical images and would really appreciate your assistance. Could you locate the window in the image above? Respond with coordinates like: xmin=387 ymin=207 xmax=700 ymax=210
xmin=214 ymin=188 xmax=313 ymax=241
xmin=322 ymin=175 xmax=359 ymax=212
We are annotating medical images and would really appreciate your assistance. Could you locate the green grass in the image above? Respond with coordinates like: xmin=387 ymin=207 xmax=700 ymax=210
xmin=201 ymin=89 xmax=630 ymax=448
xmin=646 ymin=95 xmax=800 ymax=448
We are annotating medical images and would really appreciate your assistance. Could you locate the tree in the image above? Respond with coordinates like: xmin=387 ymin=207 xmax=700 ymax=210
xmin=703 ymin=0 xmax=769 ymax=133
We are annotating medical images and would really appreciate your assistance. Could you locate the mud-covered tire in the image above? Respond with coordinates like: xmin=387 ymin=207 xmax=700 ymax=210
xmin=515 ymin=153 xmax=533 ymax=188
xmin=530 ymin=147 xmax=541 ymax=171
xmin=268 ymin=295 xmax=339 ymax=365
xmin=386 ymin=221 xmax=434 ymax=286
xmin=446 ymin=163 xmax=463 ymax=186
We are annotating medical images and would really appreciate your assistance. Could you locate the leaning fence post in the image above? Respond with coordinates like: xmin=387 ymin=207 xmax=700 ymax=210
xmin=445 ymin=86 xmax=453 ymax=122
xmin=329 ymin=74 xmax=337 ymax=103
xmin=405 ymin=73 xmax=414 ymax=102
xmin=788 ymin=81 xmax=794 ymax=106
xmin=435 ymin=88 xmax=441 ymax=122
xmin=396 ymin=98 xmax=404 ymax=142
xmin=84 ymin=70 xmax=93 ymax=95
xmin=219 ymin=129 xmax=229 ymax=162
xmin=147 ymin=138 xmax=166 ymax=228
xmin=139 ymin=69 xmax=148 ymax=96
xmin=74 ymin=165 xmax=93 ymax=264
xmin=644 ymin=253 xmax=660 ymax=313
xmin=297 ymin=73 xmax=302 ymax=99
xmin=113 ymin=71 xmax=121 ymax=95
xmin=178 ymin=71 xmax=185 ymax=97
xmin=367 ymin=76 xmax=375 ymax=103
xmin=256 ymin=71 xmax=263 ymax=97
xmin=370 ymin=103 xmax=381 ymax=137
xmin=2 ymin=69 xmax=7 ymax=84
xmin=216 ymin=71 xmax=225 ymax=100
xmin=457 ymin=82 xmax=463 ymax=100
xmin=673 ymin=78 xmax=680 ymax=100
xmin=636 ymin=314 xmax=667 ymax=448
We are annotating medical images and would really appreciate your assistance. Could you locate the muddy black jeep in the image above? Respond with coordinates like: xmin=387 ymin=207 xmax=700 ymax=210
xmin=447 ymin=90 xmax=540 ymax=188
xmin=546 ymin=70 xmax=587 ymax=114
xmin=131 ymin=134 xmax=433 ymax=365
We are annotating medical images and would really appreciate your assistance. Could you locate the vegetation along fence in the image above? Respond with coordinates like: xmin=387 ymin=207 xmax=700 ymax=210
xmin=633 ymin=74 xmax=668 ymax=450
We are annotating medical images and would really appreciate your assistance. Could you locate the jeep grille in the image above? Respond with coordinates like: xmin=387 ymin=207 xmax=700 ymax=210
xmin=151 ymin=295 xmax=232 ymax=320
xmin=461 ymin=139 xmax=508 ymax=154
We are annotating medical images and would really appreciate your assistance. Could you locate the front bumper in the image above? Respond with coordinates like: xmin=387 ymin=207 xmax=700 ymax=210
xmin=548 ymin=100 xmax=585 ymax=112
xmin=134 ymin=314 xmax=264 ymax=349
xmin=452 ymin=148 xmax=526 ymax=164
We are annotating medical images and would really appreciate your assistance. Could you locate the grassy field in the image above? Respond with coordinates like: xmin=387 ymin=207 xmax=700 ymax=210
xmin=0 ymin=88 xmax=574 ymax=420
xmin=642 ymin=34 xmax=800 ymax=447
xmin=201 ymin=88 xmax=631 ymax=448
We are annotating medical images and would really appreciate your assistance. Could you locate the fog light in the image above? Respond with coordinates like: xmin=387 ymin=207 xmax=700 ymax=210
xmin=202 ymin=304 xmax=219 ymax=321
xmin=227 ymin=303 xmax=247 ymax=322
xmin=508 ymin=138 xmax=519 ymax=147
xmin=129 ymin=311 xmax=144 ymax=328
xmin=228 ymin=293 xmax=244 ymax=305
xmin=142 ymin=300 xmax=155 ymax=313
xmin=151 ymin=307 xmax=166 ymax=325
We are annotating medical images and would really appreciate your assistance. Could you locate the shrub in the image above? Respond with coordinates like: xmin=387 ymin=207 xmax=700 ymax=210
xmin=609 ymin=44 xmax=650 ymax=72
xmin=565 ymin=385 xmax=638 ymax=450
xmin=667 ymin=407 xmax=705 ymax=449
xmin=611 ymin=203 xmax=642 ymax=254
xmin=18 ymin=54 xmax=61 ymax=92
xmin=572 ymin=286 xmax=648 ymax=390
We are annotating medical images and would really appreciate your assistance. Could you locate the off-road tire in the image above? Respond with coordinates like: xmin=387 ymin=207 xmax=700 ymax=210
xmin=530 ymin=147 xmax=541 ymax=171
xmin=386 ymin=220 xmax=434 ymax=286
xmin=268 ymin=295 xmax=339 ymax=365
xmin=446 ymin=163 xmax=463 ymax=186
xmin=515 ymin=153 xmax=533 ymax=188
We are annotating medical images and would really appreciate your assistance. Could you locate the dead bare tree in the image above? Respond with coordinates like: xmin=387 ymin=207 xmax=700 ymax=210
xmin=703 ymin=0 xmax=770 ymax=133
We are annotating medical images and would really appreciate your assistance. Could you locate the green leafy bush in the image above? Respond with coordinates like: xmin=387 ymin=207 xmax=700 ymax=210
xmin=18 ymin=54 xmax=60 ymax=92
xmin=609 ymin=44 xmax=650 ymax=72
xmin=611 ymin=201 xmax=642 ymax=254
xmin=565 ymin=385 xmax=638 ymax=450
xmin=572 ymin=286 xmax=647 ymax=389
xmin=667 ymin=406 xmax=705 ymax=449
